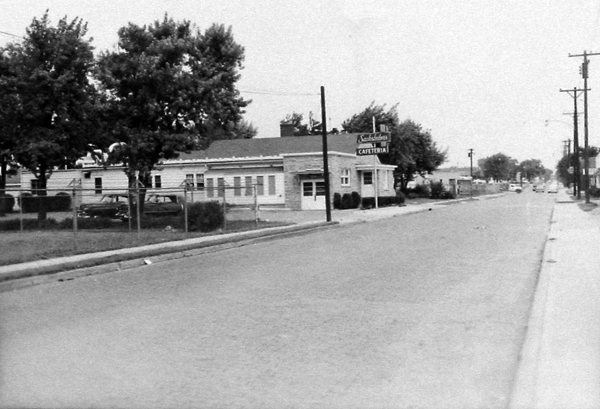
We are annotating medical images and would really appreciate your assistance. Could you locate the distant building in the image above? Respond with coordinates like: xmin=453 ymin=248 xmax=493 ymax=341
xmin=20 ymin=131 xmax=396 ymax=211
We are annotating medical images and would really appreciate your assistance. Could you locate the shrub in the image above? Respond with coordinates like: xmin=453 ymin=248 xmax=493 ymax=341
xmin=0 ymin=217 xmax=59 ymax=231
xmin=590 ymin=186 xmax=600 ymax=198
xmin=439 ymin=190 xmax=456 ymax=200
xmin=341 ymin=193 xmax=353 ymax=209
xmin=333 ymin=193 xmax=342 ymax=210
xmin=412 ymin=184 xmax=431 ymax=198
xmin=0 ymin=194 xmax=15 ymax=213
xmin=52 ymin=192 xmax=72 ymax=212
xmin=187 ymin=201 xmax=224 ymax=232
xmin=351 ymin=191 xmax=361 ymax=209
xmin=395 ymin=190 xmax=406 ymax=205
xmin=19 ymin=192 xmax=37 ymax=213
xmin=361 ymin=197 xmax=375 ymax=208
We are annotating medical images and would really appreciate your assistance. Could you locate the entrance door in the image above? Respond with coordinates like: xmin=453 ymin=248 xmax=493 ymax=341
xmin=301 ymin=180 xmax=326 ymax=210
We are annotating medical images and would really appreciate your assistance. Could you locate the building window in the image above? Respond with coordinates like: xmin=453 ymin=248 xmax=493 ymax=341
xmin=185 ymin=174 xmax=194 ymax=190
xmin=95 ymin=177 xmax=102 ymax=194
xmin=341 ymin=168 xmax=350 ymax=186
xmin=217 ymin=177 xmax=225 ymax=197
xmin=206 ymin=178 xmax=214 ymax=197
xmin=245 ymin=176 xmax=252 ymax=196
xmin=30 ymin=179 xmax=40 ymax=194
xmin=196 ymin=174 xmax=204 ymax=190
xmin=154 ymin=175 xmax=162 ymax=189
xmin=268 ymin=175 xmax=276 ymax=195
xmin=234 ymin=176 xmax=241 ymax=196
xmin=257 ymin=176 xmax=264 ymax=195
xmin=363 ymin=172 xmax=373 ymax=185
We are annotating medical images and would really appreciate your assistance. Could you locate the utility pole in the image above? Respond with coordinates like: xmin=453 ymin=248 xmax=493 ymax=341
xmin=468 ymin=149 xmax=474 ymax=199
xmin=569 ymin=51 xmax=600 ymax=203
xmin=320 ymin=86 xmax=331 ymax=222
xmin=560 ymin=88 xmax=586 ymax=199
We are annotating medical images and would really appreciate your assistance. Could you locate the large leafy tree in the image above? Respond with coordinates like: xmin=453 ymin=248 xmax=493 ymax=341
xmin=0 ymin=51 xmax=20 ymax=216
xmin=479 ymin=153 xmax=518 ymax=182
xmin=96 ymin=16 xmax=249 ymax=207
xmin=342 ymin=103 xmax=447 ymax=189
xmin=1 ymin=12 xmax=97 ymax=221
xmin=556 ymin=146 xmax=599 ymax=188
xmin=518 ymin=159 xmax=546 ymax=181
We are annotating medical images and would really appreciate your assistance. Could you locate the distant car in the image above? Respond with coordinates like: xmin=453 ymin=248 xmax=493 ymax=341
xmin=547 ymin=183 xmax=558 ymax=193
xmin=508 ymin=183 xmax=523 ymax=193
xmin=532 ymin=184 xmax=537 ymax=192
xmin=77 ymin=194 xmax=129 ymax=218
xmin=116 ymin=194 xmax=183 ymax=220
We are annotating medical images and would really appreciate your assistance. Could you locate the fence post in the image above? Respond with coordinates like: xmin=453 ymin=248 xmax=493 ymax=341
xmin=183 ymin=187 xmax=188 ymax=234
xmin=19 ymin=190 xmax=23 ymax=233
xmin=71 ymin=180 xmax=78 ymax=253
xmin=254 ymin=183 xmax=259 ymax=226
xmin=222 ymin=187 xmax=227 ymax=231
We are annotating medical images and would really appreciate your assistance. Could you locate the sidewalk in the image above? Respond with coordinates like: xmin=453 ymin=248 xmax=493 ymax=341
xmin=510 ymin=190 xmax=600 ymax=408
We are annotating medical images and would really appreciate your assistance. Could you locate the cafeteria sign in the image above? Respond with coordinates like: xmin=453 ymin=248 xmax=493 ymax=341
xmin=356 ymin=132 xmax=390 ymax=155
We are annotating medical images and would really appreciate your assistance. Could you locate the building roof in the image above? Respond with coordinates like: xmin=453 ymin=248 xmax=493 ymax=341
xmin=198 ymin=133 xmax=362 ymax=159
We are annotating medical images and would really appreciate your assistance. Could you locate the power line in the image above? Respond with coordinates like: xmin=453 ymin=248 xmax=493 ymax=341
xmin=240 ymin=88 xmax=319 ymax=96
xmin=0 ymin=30 xmax=23 ymax=40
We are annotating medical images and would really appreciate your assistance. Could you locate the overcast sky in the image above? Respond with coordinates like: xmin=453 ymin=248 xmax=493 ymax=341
xmin=2 ymin=0 xmax=600 ymax=169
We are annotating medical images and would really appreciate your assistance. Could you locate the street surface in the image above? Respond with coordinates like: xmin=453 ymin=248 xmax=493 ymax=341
xmin=0 ymin=191 xmax=555 ymax=408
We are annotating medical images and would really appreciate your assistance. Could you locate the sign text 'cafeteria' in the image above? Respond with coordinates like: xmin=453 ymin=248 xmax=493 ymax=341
xmin=356 ymin=132 xmax=391 ymax=144
xmin=356 ymin=146 xmax=389 ymax=155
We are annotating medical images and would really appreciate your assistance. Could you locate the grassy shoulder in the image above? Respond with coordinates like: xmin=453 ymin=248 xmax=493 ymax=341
xmin=0 ymin=218 xmax=288 ymax=267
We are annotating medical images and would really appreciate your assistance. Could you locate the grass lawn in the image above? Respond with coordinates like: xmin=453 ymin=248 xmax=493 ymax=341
xmin=0 ymin=219 xmax=287 ymax=266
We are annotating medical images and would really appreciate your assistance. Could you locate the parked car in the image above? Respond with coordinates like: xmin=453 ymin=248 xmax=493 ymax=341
xmin=508 ymin=183 xmax=522 ymax=193
xmin=116 ymin=194 xmax=184 ymax=220
xmin=77 ymin=194 xmax=129 ymax=218
xmin=547 ymin=183 xmax=559 ymax=193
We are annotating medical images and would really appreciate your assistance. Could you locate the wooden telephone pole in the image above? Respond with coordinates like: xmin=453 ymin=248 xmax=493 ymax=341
xmin=569 ymin=51 xmax=600 ymax=203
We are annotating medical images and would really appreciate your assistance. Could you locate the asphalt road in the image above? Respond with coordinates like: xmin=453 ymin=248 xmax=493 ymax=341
xmin=0 ymin=191 xmax=555 ymax=408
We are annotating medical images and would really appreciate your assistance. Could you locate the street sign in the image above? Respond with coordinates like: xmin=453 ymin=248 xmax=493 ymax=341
xmin=356 ymin=146 xmax=389 ymax=155
xmin=356 ymin=132 xmax=391 ymax=144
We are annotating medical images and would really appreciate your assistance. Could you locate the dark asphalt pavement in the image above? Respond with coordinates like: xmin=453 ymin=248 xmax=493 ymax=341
xmin=0 ymin=191 xmax=555 ymax=408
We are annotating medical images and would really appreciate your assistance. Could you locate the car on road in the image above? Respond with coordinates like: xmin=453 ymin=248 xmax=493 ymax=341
xmin=547 ymin=183 xmax=559 ymax=193
xmin=77 ymin=194 xmax=129 ymax=218
xmin=116 ymin=194 xmax=184 ymax=220
xmin=508 ymin=183 xmax=523 ymax=193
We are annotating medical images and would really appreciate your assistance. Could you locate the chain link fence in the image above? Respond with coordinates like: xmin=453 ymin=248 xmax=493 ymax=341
xmin=0 ymin=179 xmax=265 ymax=236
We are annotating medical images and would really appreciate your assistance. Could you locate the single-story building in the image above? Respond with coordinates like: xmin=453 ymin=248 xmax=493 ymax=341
xmin=20 ymin=131 xmax=397 ymax=211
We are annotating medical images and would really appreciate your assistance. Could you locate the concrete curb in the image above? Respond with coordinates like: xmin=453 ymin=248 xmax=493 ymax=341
xmin=0 ymin=192 xmax=505 ymax=290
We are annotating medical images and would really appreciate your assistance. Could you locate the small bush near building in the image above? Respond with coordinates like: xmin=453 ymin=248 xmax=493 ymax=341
xmin=395 ymin=190 xmax=406 ymax=205
xmin=17 ymin=192 xmax=72 ymax=213
xmin=52 ymin=192 xmax=72 ymax=211
xmin=0 ymin=194 xmax=15 ymax=213
xmin=351 ymin=191 xmax=361 ymax=209
xmin=333 ymin=193 xmax=342 ymax=209
xmin=187 ymin=201 xmax=224 ymax=232
xmin=341 ymin=193 xmax=353 ymax=209
xmin=590 ymin=186 xmax=600 ymax=198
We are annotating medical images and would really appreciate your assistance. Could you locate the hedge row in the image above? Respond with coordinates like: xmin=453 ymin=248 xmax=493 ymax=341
xmin=0 ymin=200 xmax=225 ymax=232
xmin=333 ymin=191 xmax=406 ymax=210
xmin=18 ymin=192 xmax=72 ymax=213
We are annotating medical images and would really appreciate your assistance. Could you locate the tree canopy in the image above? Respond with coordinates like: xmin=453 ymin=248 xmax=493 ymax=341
xmin=280 ymin=112 xmax=322 ymax=136
xmin=342 ymin=103 xmax=447 ymax=189
xmin=518 ymin=159 xmax=546 ymax=181
xmin=96 ymin=16 xmax=250 ymax=192
xmin=479 ymin=153 xmax=518 ymax=182
xmin=0 ymin=12 xmax=97 ymax=220
xmin=556 ymin=146 xmax=599 ymax=187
